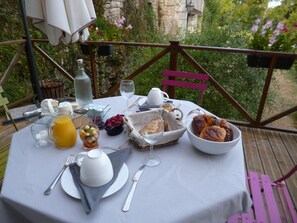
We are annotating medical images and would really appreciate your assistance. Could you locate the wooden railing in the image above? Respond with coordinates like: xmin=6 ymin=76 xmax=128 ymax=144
xmin=0 ymin=39 xmax=296 ymax=133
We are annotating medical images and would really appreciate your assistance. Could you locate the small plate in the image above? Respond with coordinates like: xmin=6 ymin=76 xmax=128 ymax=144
xmin=61 ymin=163 xmax=129 ymax=199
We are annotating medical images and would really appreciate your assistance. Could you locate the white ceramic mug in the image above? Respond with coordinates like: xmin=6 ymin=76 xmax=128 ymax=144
xmin=146 ymin=87 xmax=169 ymax=106
xmin=77 ymin=149 xmax=114 ymax=187
xmin=58 ymin=102 xmax=73 ymax=114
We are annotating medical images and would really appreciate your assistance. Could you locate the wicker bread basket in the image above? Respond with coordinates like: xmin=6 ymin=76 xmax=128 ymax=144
xmin=124 ymin=108 xmax=186 ymax=151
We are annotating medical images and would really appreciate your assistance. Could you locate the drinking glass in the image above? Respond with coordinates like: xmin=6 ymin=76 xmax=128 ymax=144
xmin=31 ymin=123 xmax=52 ymax=148
xmin=120 ymin=80 xmax=135 ymax=115
xmin=140 ymin=114 xmax=164 ymax=167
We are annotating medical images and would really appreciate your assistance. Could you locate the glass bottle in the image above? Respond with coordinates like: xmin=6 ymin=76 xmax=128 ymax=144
xmin=74 ymin=59 xmax=93 ymax=108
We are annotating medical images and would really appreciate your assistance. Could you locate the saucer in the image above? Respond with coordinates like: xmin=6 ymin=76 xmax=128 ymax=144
xmin=138 ymin=97 xmax=179 ymax=109
xmin=61 ymin=163 xmax=129 ymax=199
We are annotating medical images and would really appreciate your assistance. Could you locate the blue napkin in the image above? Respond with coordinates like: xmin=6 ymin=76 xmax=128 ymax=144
xmin=69 ymin=147 xmax=131 ymax=214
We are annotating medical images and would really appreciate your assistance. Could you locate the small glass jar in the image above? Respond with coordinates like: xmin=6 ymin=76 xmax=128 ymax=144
xmin=79 ymin=124 xmax=100 ymax=150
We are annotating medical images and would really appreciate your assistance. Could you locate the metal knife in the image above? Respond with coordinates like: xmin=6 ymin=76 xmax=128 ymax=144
xmin=122 ymin=165 xmax=146 ymax=212
xmin=2 ymin=109 xmax=42 ymax=125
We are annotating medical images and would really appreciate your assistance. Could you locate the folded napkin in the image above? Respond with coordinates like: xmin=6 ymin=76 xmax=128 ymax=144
xmin=139 ymin=101 xmax=160 ymax=111
xmin=69 ymin=147 xmax=131 ymax=214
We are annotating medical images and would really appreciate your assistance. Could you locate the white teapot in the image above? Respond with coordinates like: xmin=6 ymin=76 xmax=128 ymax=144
xmin=146 ymin=88 xmax=169 ymax=106
xmin=77 ymin=149 xmax=113 ymax=187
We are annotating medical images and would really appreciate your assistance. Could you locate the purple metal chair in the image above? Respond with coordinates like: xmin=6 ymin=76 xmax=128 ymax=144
xmin=228 ymin=165 xmax=297 ymax=223
xmin=162 ymin=70 xmax=209 ymax=105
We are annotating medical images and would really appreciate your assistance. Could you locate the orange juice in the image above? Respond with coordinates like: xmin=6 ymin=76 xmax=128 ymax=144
xmin=52 ymin=114 xmax=77 ymax=149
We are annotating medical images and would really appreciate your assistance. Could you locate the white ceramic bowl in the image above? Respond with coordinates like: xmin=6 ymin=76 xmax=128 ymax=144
xmin=187 ymin=121 xmax=241 ymax=155
xmin=78 ymin=149 xmax=114 ymax=187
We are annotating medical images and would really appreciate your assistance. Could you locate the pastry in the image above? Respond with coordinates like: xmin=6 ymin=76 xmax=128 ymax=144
xmin=220 ymin=119 xmax=233 ymax=142
xmin=162 ymin=104 xmax=173 ymax=111
xmin=192 ymin=115 xmax=207 ymax=135
xmin=140 ymin=117 xmax=163 ymax=135
xmin=200 ymin=125 xmax=226 ymax=142
xmin=192 ymin=114 xmax=233 ymax=142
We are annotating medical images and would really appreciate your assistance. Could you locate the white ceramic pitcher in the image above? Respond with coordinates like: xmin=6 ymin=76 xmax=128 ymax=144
xmin=146 ymin=88 xmax=169 ymax=106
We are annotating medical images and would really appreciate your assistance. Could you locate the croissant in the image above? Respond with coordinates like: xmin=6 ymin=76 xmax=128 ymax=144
xmin=192 ymin=114 xmax=233 ymax=142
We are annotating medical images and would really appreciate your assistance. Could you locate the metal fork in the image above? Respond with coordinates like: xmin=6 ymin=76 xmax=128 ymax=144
xmin=44 ymin=154 xmax=75 ymax=195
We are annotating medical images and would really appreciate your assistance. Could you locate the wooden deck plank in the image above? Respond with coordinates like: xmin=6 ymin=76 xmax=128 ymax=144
xmin=266 ymin=130 xmax=294 ymax=174
xmin=240 ymin=126 xmax=263 ymax=173
xmin=253 ymin=128 xmax=282 ymax=180
xmin=265 ymin=130 xmax=297 ymax=214
xmin=280 ymin=132 xmax=297 ymax=165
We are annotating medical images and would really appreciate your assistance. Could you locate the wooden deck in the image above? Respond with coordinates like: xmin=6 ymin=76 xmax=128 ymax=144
xmin=0 ymin=115 xmax=296 ymax=213
xmin=240 ymin=126 xmax=297 ymax=211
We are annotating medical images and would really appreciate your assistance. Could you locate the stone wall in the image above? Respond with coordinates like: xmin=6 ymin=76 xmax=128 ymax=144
xmin=103 ymin=0 xmax=204 ymax=36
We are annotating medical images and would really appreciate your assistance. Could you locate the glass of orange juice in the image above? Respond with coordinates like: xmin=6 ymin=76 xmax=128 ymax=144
xmin=49 ymin=111 xmax=77 ymax=149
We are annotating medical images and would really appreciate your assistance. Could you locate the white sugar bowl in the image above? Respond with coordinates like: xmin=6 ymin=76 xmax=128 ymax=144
xmin=78 ymin=149 xmax=114 ymax=187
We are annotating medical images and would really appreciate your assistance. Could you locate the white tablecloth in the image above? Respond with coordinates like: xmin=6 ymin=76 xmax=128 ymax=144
xmin=0 ymin=96 xmax=252 ymax=223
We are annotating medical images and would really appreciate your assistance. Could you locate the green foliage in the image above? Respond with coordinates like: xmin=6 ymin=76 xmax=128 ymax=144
xmin=88 ymin=17 xmax=132 ymax=41
xmin=203 ymin=0 xmax=268 ymax=30
xmin=123 ymin=0 xmax=162 ymax=42
xmin=179 ymin=26 xmax=265 ymax=119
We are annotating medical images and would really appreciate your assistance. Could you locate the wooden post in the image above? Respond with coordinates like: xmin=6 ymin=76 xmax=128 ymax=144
xmin=168 ymin=40 xmax=179 ymax=98
xmin=19 ymin=0 xmax=43 ymax=102
xmin=256 ymin=55 xmax=277 ymax=125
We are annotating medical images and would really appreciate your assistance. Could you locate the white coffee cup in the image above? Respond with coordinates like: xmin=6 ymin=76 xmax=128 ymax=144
xmin=77 ymin=149 xmax=114 ymax=187
xmin=58 ymin=102 xmax=73 ymax=114
xmin=146 ymin=88 xmax=169 ymax=106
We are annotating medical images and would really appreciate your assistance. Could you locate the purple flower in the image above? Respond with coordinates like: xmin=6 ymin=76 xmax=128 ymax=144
xmin=115 ymin=17 xmax=126 ymax=28
xmin=273 ymin=29 xmax=280 ymax=36
xmin=261 ymin=30 xmax=266 ymax=36
xmin=251 ymin=25 xmax=258 ymax=33
xmin=118 ymin=17 xmax=126 ymax=25
xmin=126 ymin=24 xmax=133 ymax=30
xmin=269 ymin=37 xmax=276 ymax=44
xmin=262 ymin=20 xmax=273 ymax=30
xmin=115 ymin=22 xmax=123 ymax=28
xmin=276 ymin=22 xmax=285 ymax=30
xmin=255 ymin=18 xmax=261 ymax=25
